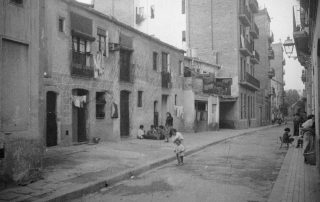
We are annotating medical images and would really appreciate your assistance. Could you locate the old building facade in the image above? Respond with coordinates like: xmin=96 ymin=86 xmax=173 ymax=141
xmin=254 ymin=8 xmax=273 ymax=126
xmin=0 ymin=0 xmax=43 ymax=183
xmin=270 ymin=43 xmax=285 ymax=120
xmin=42 ymin=0 xmax=186 ymax=146
xmin=187 ymin=0 xmax=261 ymax=129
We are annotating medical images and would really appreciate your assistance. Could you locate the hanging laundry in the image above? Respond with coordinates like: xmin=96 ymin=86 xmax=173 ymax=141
xmin=72 ymin=95 xmax=87 ymax=108
xmin=111 ymin=102 xmax=118 ymax=118
xmin=94 ymin=51 xmax=104 ymax=78
xmin=174 ymin=105 xmax=184 ymax=119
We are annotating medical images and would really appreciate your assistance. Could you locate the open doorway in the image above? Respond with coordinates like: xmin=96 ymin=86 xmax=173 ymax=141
xmin=154 ymin=101 xmax=159 ymax=127
xmin=72 ymin=89 xmax=89 ymax=143
xmin=46 ymin=91 xmax=58 ymax=147
xmin=120 ymin=90 xmax=130 ymax=137
xmin=161 ymin=95 xmax=168 ymax=125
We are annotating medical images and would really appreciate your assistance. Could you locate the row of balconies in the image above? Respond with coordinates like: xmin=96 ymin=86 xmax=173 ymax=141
xmin=71 ymin=50 xmax=174 ymax=89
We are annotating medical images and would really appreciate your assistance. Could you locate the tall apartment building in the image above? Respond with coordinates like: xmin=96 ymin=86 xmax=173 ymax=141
xmin=254 ymin=8 xmax=273 ymax=126
xmin=187 ymin=0 xmax=261 ymax=129
xmin=93 ymin=0 xmax=187 ymax=50
xmin=270 ymin=43 xmax=285 ymax=119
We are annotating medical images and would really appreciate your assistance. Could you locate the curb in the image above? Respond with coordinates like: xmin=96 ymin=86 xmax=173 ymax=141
xmin=33 ymin=125 xmax=278 ymax=202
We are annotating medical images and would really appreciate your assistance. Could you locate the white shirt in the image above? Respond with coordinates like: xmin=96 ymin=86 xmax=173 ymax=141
xmin=173 ymin=132 xmax=184 ymax=142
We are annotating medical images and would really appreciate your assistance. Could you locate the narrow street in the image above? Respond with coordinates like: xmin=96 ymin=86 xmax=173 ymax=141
xmin=74 ymin=126 xmax=287 ymax=202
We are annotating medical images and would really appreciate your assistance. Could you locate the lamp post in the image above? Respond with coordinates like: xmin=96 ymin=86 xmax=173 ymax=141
xmin=283 ymin=36 xmax=297 ymax=59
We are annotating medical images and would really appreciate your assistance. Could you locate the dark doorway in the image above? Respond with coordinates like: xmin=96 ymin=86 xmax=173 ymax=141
xmin=46 ymin=91 xmax=57 ymax=147
xmin=72 ymin=89 xmax=88 ymax=143
xmin=120 ymin=90 xmax=130 ymax=137
xmin=154 ymin=101 xmax=159 ymax=127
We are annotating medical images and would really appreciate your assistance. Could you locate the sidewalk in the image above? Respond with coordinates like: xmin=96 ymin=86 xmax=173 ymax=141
xmin=0 ymin=125 xmax=275 ymax=202
xmin=268 ymin=143 xmax=320 ymax=202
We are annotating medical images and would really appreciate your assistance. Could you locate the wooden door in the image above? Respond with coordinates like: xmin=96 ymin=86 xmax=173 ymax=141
xmin=46 ymin=92 xmax=57 ymax=147
xmin=120 ymin=91 xmax=130 ymax=137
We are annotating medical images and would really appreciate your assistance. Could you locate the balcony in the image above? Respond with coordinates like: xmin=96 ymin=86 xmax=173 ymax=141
xmin=268 ymin=68 xmax=275 ymax=79
xmin=240 ymin=36 xmax=252 ymax=56
xmin=301 ymin=70 xmax=306 ymax=83
xmin=293 ymin=5 xmax=310 ymax=56
xmin=251 ymin=50 xmax=260 ymax=64
xmin=240 ymin=72 xmax=260 ymax=90
xmin=250 ymin=22 xmax=259 ymax=39
xmin=71 ymin=51 xmax=94 ymax=78
xmin=268 ymin=32 xmax=274 ymax=43
xmin=239 ymin=5 xmax=252 ymax=26
xmin=249 ymin=0 xmax=259 ymax=13
xmin=268 ymin=48 xmax=275 ymax=60
xmin=161 ymin=71 xmax=172 ymax=89
xmin=120 ymin=64 xmax=135 ymax=83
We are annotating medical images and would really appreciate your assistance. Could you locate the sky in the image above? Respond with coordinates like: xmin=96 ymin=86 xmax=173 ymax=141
xmin=76 ymin=0 xmax=304 ymax=91
xmin=258 ymin=0 xmax=304 ymax=91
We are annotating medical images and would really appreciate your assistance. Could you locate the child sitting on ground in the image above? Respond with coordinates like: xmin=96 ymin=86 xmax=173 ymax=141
xmin=137 ymin=125 xmax=145 ymax=139
xmin=283 ymin=127 xmax=294 ymax=145
xmin=174 ymin=139 xmax=185 ymax=166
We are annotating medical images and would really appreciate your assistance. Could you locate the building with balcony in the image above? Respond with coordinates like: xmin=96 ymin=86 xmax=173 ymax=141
xmin=0 ymin=0 xmax=43 ymax=184
xmin=270 ymin=43 xmax=285 ymax=120
xmin=39 ymin=0 xmax=185 ymax=147
xmin=254 ymin=8 xmax=273 ymax=126
xmin=186 ymin=0 xmax=260 ymax=129
xmin=292 ymin=4 xmax=313 ymax=115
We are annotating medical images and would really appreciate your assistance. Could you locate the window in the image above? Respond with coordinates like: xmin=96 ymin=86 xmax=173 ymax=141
xmin=153 ymin=52 xmax=158 ymax=71
xmin=97 ymin=28 xmax=107 ymax=56
xmin=175 ymin=94 xmax=177 ymax=105
xmin=58 ymin=17 xmax=65 ymax=32
xmin=151 ymin=5 xmax=155 ymax=19
xmin=138 ymin=91 xmax=143 ymax=107
xmin=179 ymin=60 xmax=183 ymax=75
xmin=182 ymin=0 xmax=186 ymax=14
xmin=96 ymin=92 xmax=106 ymax=119
xmin=120 ymin=49 xmax=132 ymax=82
xmin=72 ymin=36 xmax=91 ymax=66
xmin=10 ymin=0 xmax=23 ymax=5
xmin=182 ymin=30 xmax=186 ymax=42
xmin=161 ymin=52 xmax=169 ymax=72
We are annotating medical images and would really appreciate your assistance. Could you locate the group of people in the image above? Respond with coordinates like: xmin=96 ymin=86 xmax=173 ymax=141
xmin=136 ymin=112 xmax=185 ymax=166
xmin=283 ymin=113 xmax=315 ymax=165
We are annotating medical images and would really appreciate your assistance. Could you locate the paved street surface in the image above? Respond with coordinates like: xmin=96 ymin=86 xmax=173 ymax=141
xmin=74 ymin=126 xmax=287 ymax=202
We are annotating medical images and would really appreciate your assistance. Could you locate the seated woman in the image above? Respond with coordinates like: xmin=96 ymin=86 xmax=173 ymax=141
xmin=142 ymin=125 xmax=158 ymax=140
xmin=157 ymin=125 xmax=166 ymax=140
xmin=301 ymin=123 xmax=316 ymax=164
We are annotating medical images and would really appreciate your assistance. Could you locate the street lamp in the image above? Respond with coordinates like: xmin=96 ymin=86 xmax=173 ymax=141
xmin=283 ymin=36 xmax=296 ymax=59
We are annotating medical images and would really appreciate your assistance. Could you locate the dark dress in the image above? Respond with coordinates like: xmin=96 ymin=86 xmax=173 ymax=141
xmin=293 ymin=116 xmax=301 ymax=136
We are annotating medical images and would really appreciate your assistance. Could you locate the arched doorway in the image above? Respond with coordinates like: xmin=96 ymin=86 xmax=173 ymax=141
xmin=72 ymin=89 xmax=89 ymax=143
xmin=46 ymin=91 xmax=58 ymax=147
xmin=120 ymin=90 xmax=130 ymax=137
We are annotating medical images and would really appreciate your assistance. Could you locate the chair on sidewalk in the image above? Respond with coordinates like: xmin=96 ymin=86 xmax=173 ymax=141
xmin=279 ymin=136 xmax=292 ymax=149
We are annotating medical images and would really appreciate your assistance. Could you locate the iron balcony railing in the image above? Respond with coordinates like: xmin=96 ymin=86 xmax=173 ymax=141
xmin=251 ymin=50 xmax=260 ymax=64
xmin=250 ymin=22 xmax=259 ymax=39
xmin=161 ymin=71 xmax=172 ymax=89
xmin=239 ymin=4 xmax=252 ymax=26
xmin=240 ymin=36 xmax=252 ymax=56
xmin=241 ymin=72 xmax=260 ymax=89
xmin=71 ymin=51 xmax=94 ymax=78
xmin=268 ymin=48 xmax=275 ymax=59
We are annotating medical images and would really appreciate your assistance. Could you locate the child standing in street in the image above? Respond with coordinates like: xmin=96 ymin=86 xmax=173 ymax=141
xmin=174 ymin=139 xmax=185 ymax=166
